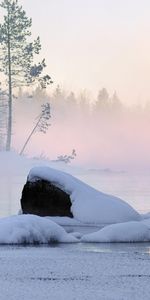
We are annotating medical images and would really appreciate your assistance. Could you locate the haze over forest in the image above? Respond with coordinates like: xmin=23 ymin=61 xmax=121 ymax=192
xmin=2 ymin=86 xmax=148 ymax=170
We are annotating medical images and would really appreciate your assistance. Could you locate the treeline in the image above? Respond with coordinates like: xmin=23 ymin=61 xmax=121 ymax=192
xmin=16 ymin=85 xmax=150 ymax=116
xmin=1 ymin=84 xmax=150 ymax=168
xmin=45 ymin=85 xmax=150 ymax=116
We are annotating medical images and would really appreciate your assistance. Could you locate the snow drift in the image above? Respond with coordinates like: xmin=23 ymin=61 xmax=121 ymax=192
xmin=0 ymin=215 xmax=77 ymax=244
xmin=0 ymin=214 xmax=150 ymax=244
xmin=82 ymin=221 xmax=150 ymax=243
xmin=27 ymin=166 xmax=140 ymax=224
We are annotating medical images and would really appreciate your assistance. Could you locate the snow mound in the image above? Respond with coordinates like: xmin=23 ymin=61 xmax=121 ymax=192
xmin=28 ymin=166 xmax=140 ymax=224
xmin=82 ymin=221 xmax=150 ymax=242
xmin=142 ymin=218 xmax=150 ymax=228
xmin=0 ymin=215 xmax=78 ymax=244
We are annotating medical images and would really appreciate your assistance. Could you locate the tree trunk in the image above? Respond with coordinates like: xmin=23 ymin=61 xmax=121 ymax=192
xmin=6 ymin=6 xmax=12 ymax=151
xmin=6 ymin=73 xmax=12 ymax=151
xmin=20 ymin=113 xmax=43 ymax=155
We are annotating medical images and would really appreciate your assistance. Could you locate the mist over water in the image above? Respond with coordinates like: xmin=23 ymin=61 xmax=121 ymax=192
xmin=13 ymin=87 xmax=150 ymax=171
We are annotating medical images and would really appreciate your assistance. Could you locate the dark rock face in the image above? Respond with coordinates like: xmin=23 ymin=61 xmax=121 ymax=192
xmin=21 ymin=179 xmax=73 ymax=217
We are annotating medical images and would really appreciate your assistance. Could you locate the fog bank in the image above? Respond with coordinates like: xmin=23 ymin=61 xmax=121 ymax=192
xmin=13 ymin=87 xmax=150 ymax=171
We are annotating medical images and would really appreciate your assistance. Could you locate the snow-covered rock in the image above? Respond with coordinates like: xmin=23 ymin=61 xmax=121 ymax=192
xmin=27 ymin=166 xmax=140 ymax=224
xmin=82 ymin=221 xmax=150 ymax=242
xmin=0 ymin=214 xmax=78 ymax=244
xmin=21 ymin=179 xmax=73 ymax=217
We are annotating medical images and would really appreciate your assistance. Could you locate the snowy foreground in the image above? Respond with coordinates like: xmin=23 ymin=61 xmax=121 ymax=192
xmin=0 ymin=244 xmax=150 ymax=300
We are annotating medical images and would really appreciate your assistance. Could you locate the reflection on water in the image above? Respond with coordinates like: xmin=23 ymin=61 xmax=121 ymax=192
xmin=78 ymin=242 xmax=150 ymax=254
xmin=52 ymin=241 xmax=150 ymax=255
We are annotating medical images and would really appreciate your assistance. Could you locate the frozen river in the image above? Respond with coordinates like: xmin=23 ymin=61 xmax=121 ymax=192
xmin=1 ymin=242 xmax=150 ymax=300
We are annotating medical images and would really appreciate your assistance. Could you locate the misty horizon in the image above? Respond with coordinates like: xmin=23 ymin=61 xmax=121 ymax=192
xmin=3 ymin=86 xmax=148 ymax=171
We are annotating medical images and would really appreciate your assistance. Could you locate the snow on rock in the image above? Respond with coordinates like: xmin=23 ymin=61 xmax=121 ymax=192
xmin=82 ymin=221 xmax=150 ymax=242
xmin=28 ymin=166 xmax=140 ymax=224
xmin=141 ymin=212 xmax=150 ymax=220
xmin=0 ymin=214 xmax=78 ymax=244
xmin=46 ymin=216 xmax=82 ymax=226
xmin=142 ymin=218 xmax=150 ymax=228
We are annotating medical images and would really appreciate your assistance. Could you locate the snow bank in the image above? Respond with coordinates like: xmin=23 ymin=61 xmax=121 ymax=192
xmin=82 ymin=221 xmax=150 ymax=242
xmin=0 ymin=215 xmax=78 ymax=244
xmin=28 ymin=166 xmax=140 ymax=224
xmin=1 ymin=214 xmax=150 ymax=244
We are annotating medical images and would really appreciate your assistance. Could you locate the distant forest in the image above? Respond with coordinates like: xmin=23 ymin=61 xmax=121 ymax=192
xmin=0 ymin=85 xmax=150 ymax=167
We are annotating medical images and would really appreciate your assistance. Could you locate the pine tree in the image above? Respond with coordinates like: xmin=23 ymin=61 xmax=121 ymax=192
xmin=0 ymin=0 xmax=52 ymax=151
xmin=20 ymin=103 xmax=51 ymax=155
xmin=111 ymin=91 xmax=122 ymax=111
xmin=97 ymin=88 xmax=109 ymax=108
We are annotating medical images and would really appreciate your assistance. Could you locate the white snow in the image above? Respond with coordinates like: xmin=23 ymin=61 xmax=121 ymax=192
xmin=46 ymin=216 xmax=82 ymax=226
xmin=0 ymin=152 xmax=150 ymax=244
xmin=0 ymin=214 xmax=78 ymax=244
xmin=1 ymin=214 xmax=150 ymax=244
xmin=1 ymin=244 xmax=150 ymax=300
xmin=28 ymin=166 xmax=140 ymax=224
xmin=142 ymin=217 xmax=150 ymax=228
xmin=82 ymin=220 xmax=150 ymax=243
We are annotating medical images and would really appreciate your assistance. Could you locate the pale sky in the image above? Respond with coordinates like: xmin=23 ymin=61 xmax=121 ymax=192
xmin=2 ymin=0 xmax=150 ymax=104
